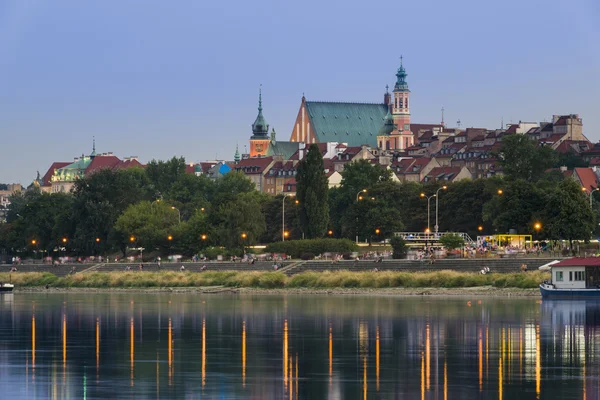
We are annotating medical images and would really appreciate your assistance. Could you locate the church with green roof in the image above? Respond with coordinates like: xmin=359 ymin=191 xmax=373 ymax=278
xmin=288 ymin=59 xmax=416 ymax=151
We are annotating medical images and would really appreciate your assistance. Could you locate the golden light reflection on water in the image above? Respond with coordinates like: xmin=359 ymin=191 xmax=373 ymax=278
xmin=31 ymin=315 xmax=35 ymax=370
xmin=420 ymin=352 xmax=425 ymax=400
xmin=284 ymin=319 xmax=288 ymax=391
xmin=130 ymin=317 xmax=134 ymax=387
xmin=499 ymin=356 xmax=503 ymax=400
xmin=168 ymin=317 xmax=173 ymax=386
xmin=289 ymin=355 xmax=293 ymax=400
xmin=329 ymin=324 xmax=332 ymax=386
xmin=535 ymin=324 xmax=541 ymax=399
xmin=444 ymin=359 xmax=447 ymax=400
xmin=202 ymin=317 xmax=206 ymax=388
xmin=242 ymin=321 xmax=246 ymax=388
xmin=363 ymin=355 xmax=367 ymax=400
xmin=96 ymin=317 xmax=100 ymax=375
xmin=479 ymin=326 xmax=483 ymax=392
xmin=62 ymin=314 xmax=67 ymax=364
xmin=376 ymin=325 xmax=380 ymax=392
xmin=426 ymin=324 xmax=430 ymax=391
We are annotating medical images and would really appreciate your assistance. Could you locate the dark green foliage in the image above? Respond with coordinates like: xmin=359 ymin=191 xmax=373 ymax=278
xmin=265 ymin=238 xmax=358 ymax=258
xmin=296 ymin=144 xmax=329 ymax=238
xmin=390 ymin=236 xmax=407 ymax=259
xmin=496 ymin=134 xmax=558 ymax=181
xmin=439 ymin=233 xmax=465 ymax=250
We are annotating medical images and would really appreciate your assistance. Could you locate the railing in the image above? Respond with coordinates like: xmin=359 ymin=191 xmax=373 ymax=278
xmin=394 ymin=232 xmax=475 ymax=244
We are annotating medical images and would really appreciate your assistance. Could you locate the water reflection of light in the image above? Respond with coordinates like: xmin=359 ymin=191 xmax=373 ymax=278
xmin=169 ymin=317 xmax=173 ymax=386
xmin=583 ymin=358 xmax=586 ymax=400
xmin=96 ymin=317 xmax=100 ymax=380
xmin=426 ymin=324 xmax=430 ymax=391
xmin=499 ymin=357 xmax=503 ymax=400
xmin=420 ymin=352 xmax=424 ymax=400
xmin=242 ymin=321 xmax=246 ymax=388
xmin=156 ymin=353 xmax=160 ymax=398
xmin=363 ymin=355 xmax=367 ymax=400
xmin=519 ymin=327 xmax=523 ymax=380
xmin=62 ymin=314 xmax=67 ymax=364
xmin=284 ymin=319 xmax=288 ymax=391
xmin=31 ymin=315 xmax=35 ymax=370
xmin=289 ymin=355 xmax=293 ymax=400
xmin=329 ymin=324 xmax=332 ymax=386
xmin=478 ymin=326 xmax=482 ymax=392
xmin=535 ymin=324 xmax=540 ymax=399
xmin=376 ymin=325 xmax=380 ymax=392
xmin=130 ymin=317 xmax=134 ymax=386
xmin=296 ymin=352 xmax=299 ymax=398
xmin=202 ymin=317 xmax=206 ymax=388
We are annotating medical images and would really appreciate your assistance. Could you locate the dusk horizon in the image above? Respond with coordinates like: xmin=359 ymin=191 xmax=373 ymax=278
xmin=1 ymin=0 xmax=599 ymax=184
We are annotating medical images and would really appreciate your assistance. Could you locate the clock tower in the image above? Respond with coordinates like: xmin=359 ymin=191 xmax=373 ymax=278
xmin=392 ymin=57 xmax=413 ymax=150
xmin=249 ymin=87 xmax=271 ymax=157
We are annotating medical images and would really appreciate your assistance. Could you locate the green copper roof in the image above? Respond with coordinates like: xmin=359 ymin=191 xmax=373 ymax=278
xmin=266 ymin=141 xmax=302 ymax=160
xmin=394 ymin=56 xmax=409 ymax=92
xmin=378 ymin=108 xmax=395 ymax=136
xmin=305 ymin=101 xmax=387 ymax=147
xmin=252 ymin=88 xmax=269 ymax=138
xmin=234 ymin=144 xmax=240 ymax=163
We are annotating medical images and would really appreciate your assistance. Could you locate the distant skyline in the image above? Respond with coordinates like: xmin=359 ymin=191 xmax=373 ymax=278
xmin=1 ymin=0 xmax=599 ymax=184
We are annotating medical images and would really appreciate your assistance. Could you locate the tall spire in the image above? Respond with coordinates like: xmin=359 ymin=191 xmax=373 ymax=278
xmin=234 ymin=144 xmax=240 ymax=163
xmin=252 ymin=85 xmax=269 ymax=137
xmin=394 ymin=56 xmax=409 ymax=91
xmin=91 ymin=136 xmax=97 ymax=157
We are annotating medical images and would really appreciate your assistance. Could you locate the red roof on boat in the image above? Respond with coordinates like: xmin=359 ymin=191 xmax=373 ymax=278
xmin=554 ymin=257 xmax=600 ymax=267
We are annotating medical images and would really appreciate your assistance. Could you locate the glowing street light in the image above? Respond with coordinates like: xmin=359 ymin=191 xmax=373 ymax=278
xmin=201 ymin=234 xmax=207 ymax=241
xmin=130 ymin=236 xmax=135 ymax=243
xmin=497 ymin=189 xmax=503 ymax=195
xmin=168 ymin=235 xmax=173 ymax=241
xmin=355 ymin=189 xmax=368 ymax=244
xmin=420 ymin=193 xmax=436 ymax=233
xmin=434 ymin=185 xmax=447 ymax=233
xmin=95 ymin=237 xmax=101 ymax=243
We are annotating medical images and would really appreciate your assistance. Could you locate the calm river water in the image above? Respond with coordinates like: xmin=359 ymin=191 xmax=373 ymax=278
xmin=0 ymin=292 xmax=598 ymax=399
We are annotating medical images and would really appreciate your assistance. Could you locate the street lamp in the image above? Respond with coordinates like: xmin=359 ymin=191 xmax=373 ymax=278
xmin=497 ymin=189 xmax=503 ymax=195
xmin=171 ymin=206 xmax=181 ymax=224
xmin=355 ymin=189 xmax=368 ymax=244
xmin=584 ymin=188 xmax=600 ymax=207
xmin=434 ymin=185 xmax=447 ymax=233
xmin=282 ymin=194 xmax=296 ymax=241
xmin=201 ymin=234 xmax=207 ymax=241
xmin=534 ymin=222 xmax=542 ymax=247
xmin=241 ymin=232 xmax=247 ymax=255
xmin=420 ymin=193 xmax=436 ymax=233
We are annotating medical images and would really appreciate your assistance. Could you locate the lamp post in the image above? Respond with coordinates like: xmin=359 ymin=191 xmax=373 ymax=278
xmin=434 ymin=186 xmax=447 ymax=233
xmin=241 ymin=233 xmax=247 ymax=256
xmin=355 ymin=189 xmax=368 ymax=244
xmin=584 ymin=187 xmax=600 ymax=207
xmin=534 ymin=222 xmax=542 ymax=249
xmin=282 ymin=194 xmax=295 ymax=242
xmin=420 ymin=193 xmax=436 ymax=233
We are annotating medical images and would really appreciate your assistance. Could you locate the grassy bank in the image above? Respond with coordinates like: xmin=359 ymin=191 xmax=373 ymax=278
xmin=0 ymin=270 xmax=549 ymax=289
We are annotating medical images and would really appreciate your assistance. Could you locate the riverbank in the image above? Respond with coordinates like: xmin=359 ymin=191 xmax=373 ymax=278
xmin=12 ymin=285 xmax=541 ymax=296
xmin=0 ymin=270 xmax=548 ymax=291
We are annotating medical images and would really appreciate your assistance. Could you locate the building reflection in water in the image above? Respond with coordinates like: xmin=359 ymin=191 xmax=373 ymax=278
xmin=11 ymin=295 xmax=600 ymax=398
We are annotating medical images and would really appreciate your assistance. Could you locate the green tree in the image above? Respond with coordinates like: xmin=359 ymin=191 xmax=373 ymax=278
xmin=296 ymin=144 xmax=329 ymax=238
xmin=114 ymin=200 xmax=180 ymax=255
xmin=390 ymin=236 xmax=407 ymax=259
xmin=544 ymin=178 xmax=594 ymax=251
xmin=145 ymin=156 xmax=187 ymax=196
xmin=217 ymin=192 xmax=268 ymax=253
xmin=496 ymin=134 xmax=558 ymax=181
xmin=439 ymin=233 xmax=465 ymax=250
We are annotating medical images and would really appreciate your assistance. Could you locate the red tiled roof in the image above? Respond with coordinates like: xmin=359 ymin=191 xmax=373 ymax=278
xmin=234 ymin=156 xmax=274 ymax=174
xmin=554 ymin=257 xmax=600 ymax=267
xmin=85 ymin=155 xmax=121 ymax=175
xmin=590 ymin=158 xmax=600 ymax=166
xmin=41 ymin=162 xmax=70 ymax=186
xmin=472 ymin=135 xmax=485 ymax=142
xmin=540 ymin=133 xmax=565 ymax=144
xmin=554 ymin=140 xmax=591 ymax=154
xmin=113 ymin=159 xmax=143 ymax=170
xmin=575 ymin=167 xmax=598 ymax=191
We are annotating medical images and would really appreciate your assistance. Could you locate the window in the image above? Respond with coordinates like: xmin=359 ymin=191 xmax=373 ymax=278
xmin=555 ymin=271 xmax=563 ymax=282
xmin=575 ymin=271 xmax=585 ymax=281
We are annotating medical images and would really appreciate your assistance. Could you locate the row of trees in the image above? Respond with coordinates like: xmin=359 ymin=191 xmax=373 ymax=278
xmin=0 ymin=142 xmax=596 ymax=259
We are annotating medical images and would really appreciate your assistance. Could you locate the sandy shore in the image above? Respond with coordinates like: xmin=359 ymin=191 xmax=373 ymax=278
xmin=14 ymin=286 xmax=541 ymax=297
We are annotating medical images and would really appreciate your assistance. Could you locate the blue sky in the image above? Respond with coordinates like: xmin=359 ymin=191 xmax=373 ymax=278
xmin=1 ymin=0 xmax=599 ymax=184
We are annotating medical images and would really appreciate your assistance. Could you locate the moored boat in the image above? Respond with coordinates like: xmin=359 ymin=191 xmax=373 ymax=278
xmin=0 ymin=282 xmax=14 ymax=293
xmin=540 ymin=257 xmax=600 ymax=299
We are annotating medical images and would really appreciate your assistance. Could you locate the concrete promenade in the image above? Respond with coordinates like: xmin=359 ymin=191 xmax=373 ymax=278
xmin=0 ymin=257 xmax=561 ymax=277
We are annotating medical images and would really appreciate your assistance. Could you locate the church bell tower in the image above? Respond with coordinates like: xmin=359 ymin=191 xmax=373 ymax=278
xmin=392 ymin=57 xmax=413 ymax=150
xmin=249 ymin=87 xmax=271 ymax=157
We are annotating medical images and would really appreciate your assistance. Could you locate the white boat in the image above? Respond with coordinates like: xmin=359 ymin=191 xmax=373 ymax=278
xmin=0 ymin=282 xmax=14 ymax=293
xmin=540 ymin=257 xmax=600 ymax=299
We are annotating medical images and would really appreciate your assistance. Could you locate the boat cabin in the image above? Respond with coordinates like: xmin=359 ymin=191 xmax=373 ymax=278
xmin=549 ymin=257 xmax=600 ymax=289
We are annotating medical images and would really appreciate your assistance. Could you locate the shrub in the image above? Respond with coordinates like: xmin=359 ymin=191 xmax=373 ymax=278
xmin=300 ymin=253 xmax=315 ymax=260
xmin=390 ymin=236 xmax=407 ymax=259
